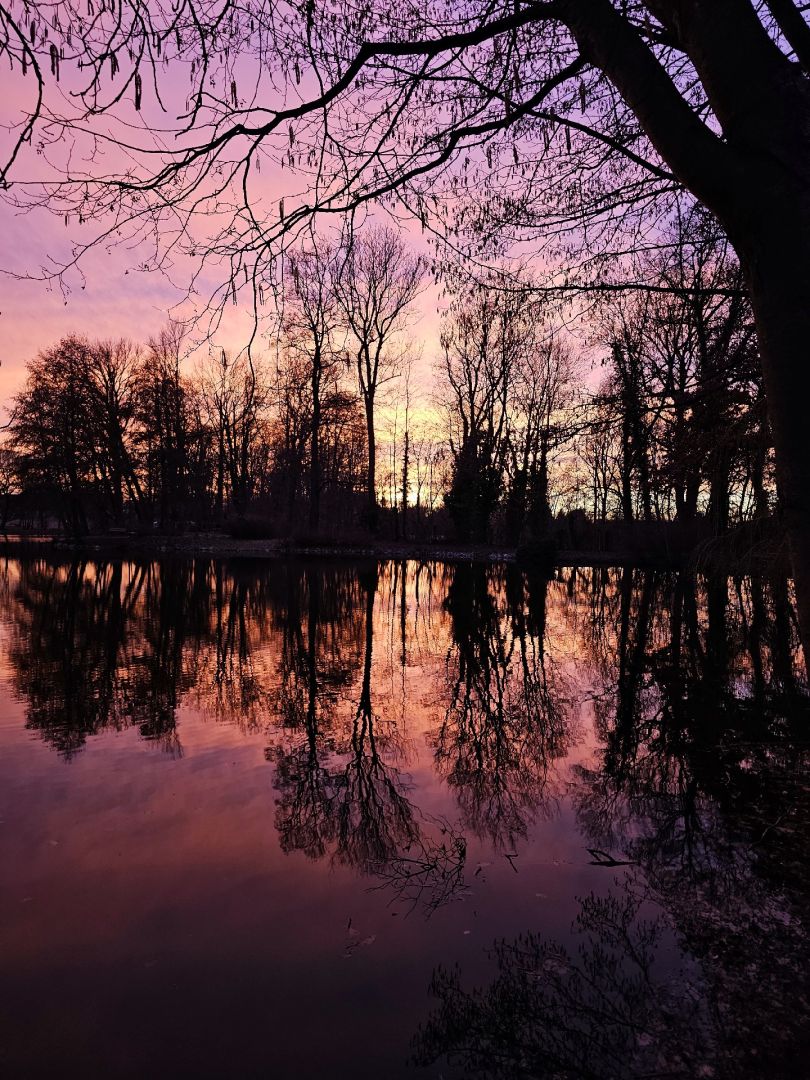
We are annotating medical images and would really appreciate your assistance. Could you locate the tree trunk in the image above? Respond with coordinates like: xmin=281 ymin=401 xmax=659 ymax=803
xmin=737 ymin=226 xmax=810 ymax=674
xmin=401 ymin=429 xmax=409 ymax=541
xmin=216 ymin=423 xmax=225 ymax=523
xmin=309 ymin=362 xmax=321 ymax=532
xmin=306 ymin=566 xmax=320 ymax=737
xmin=364 ymin=394 xmax=377 ymax=532
xmin=620 ymin=411 xmax=634 ymax=523
xmin=707 ymin=446 xmax=731 ymax=536
xmin=684 ymin=475 xmax=701 ymax=524
xmin=531 ymin=438 xmax=552 ymax=535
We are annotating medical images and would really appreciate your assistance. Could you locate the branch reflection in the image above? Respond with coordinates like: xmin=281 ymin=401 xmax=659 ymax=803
xmin=432 ymin=563 xmax=573 ymax=847
xmin=415 ymin=568 xmax=809 ymax=1078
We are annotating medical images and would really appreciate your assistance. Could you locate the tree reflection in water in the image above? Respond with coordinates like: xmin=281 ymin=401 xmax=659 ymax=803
xmin=269 ymin=562 xmax=468 ymax=911
xmin=266 ymin=563 xmax=365 ymax=860
xmin=414 ymin=878 xmax=715 ymax=1080
xmin=0 ymin=557 xmax=807 ymax=1072
xmin=433 ymin=563 xmax=574 ymax=847
xmin=415 ymin=569 xmax=809 ymax=1080
xmin=2 ymin=558 xmax=192 ymax=755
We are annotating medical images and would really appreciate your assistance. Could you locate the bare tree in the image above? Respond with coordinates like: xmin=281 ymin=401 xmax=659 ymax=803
xmin=508 ymin=332 xmax=578 ymax=539
xmin=334 ymin=226 xmax=425 ymax=531
xmin=138 ymin=324 xmax=194 ymax=529
xmin=440 ymin=291 xmax=514 ymax=542
xmin=196 ymin=349 xmax=270 ymax=519
xmin=593 ymin=222 xmax=764 ymax=531
xmin=268 ymin=349 xmax=314 ymax=527
xmin=86 ymin=339 xmax=144 ymax=524
xmin=580 ymin=400 xmax=621 ymax=526
xmin=400 ymin=363 xmax=412 ymax=541
xmin=283 ymin=245 xmax=344 ymax=531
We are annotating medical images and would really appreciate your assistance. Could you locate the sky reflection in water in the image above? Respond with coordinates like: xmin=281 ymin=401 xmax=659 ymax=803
xmin=0 ymin=558 xmax=807 ymax=1079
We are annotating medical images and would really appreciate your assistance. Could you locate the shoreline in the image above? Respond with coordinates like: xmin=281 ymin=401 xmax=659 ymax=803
xmin=0 ymin=532 xmax=686 ymax=568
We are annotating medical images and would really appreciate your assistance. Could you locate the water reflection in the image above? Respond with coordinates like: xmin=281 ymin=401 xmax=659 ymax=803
xmin=4 ymin=559 xmax=191 ymax=755
xmin=0 ymin=557 xmax=807 ymax=1077
xmin=434 ymin=563 xmax=574 ymax=847
xmin=271 ymin=565 xmax=419 ymax=871
xmin=414 ymin=878 xmax=715 ymax=1080
xmin=414 ymin=567 xmax=810 ymax=1080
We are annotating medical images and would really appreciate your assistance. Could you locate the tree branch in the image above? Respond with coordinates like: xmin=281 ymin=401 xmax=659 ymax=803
xmin=765 ymin=0 xmax=810 ymax=71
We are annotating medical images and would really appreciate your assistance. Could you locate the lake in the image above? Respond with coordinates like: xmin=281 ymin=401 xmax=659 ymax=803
xmin=0 ymin=557 xmax=807 ymax=1078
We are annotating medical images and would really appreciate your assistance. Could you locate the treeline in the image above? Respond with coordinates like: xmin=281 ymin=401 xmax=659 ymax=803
xmin=5 ymin=227 xmax=427 ymax=538
xmin=2 ymin=219 xmax=777 ymax=545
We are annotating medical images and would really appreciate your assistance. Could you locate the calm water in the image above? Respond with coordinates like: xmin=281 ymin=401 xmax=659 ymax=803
xmin=0 ymin=557 xmax=807 ymax=1079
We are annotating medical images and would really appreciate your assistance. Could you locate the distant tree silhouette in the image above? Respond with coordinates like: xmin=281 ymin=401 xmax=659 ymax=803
xmin=282 ymin=245 xmax=345 ymax=531
xmin=334 ymin=226 xmax=425 ymax=531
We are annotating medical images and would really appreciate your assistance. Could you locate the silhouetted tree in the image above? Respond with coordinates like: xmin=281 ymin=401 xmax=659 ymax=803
xmin=283 ymin=245 xmax=345 ymax=531
xmin=196 ymin=348 xmax=271 ymax=518
xmin=334 ymin=226 xmax=425 ymax=531
xmin=137 ymin=324 xmax=197 ymax=529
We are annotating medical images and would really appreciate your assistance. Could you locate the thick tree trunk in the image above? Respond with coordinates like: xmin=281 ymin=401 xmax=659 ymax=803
xmin=707 ymin=447 xmax=731 ymax=536
xmin=562 ymin=0 xmax=810 ymax=668
xmin=738 ymin=224 xmax=810 ymax=674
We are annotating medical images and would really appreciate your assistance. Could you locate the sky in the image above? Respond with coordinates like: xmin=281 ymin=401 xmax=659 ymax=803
xmin=0 ymin=24 xmax=448 ymax=420
xmin=1 ymin=206 xmax=183 ymax=404
xmin=0 ymin=194 xmax=446 ymax=423
xmin=0 ymin=19 xmax=589 ymax=424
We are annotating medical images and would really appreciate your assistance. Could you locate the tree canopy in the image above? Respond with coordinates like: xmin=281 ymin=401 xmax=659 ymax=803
xmin=0 ymin=2 xmax=803 ymax=301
